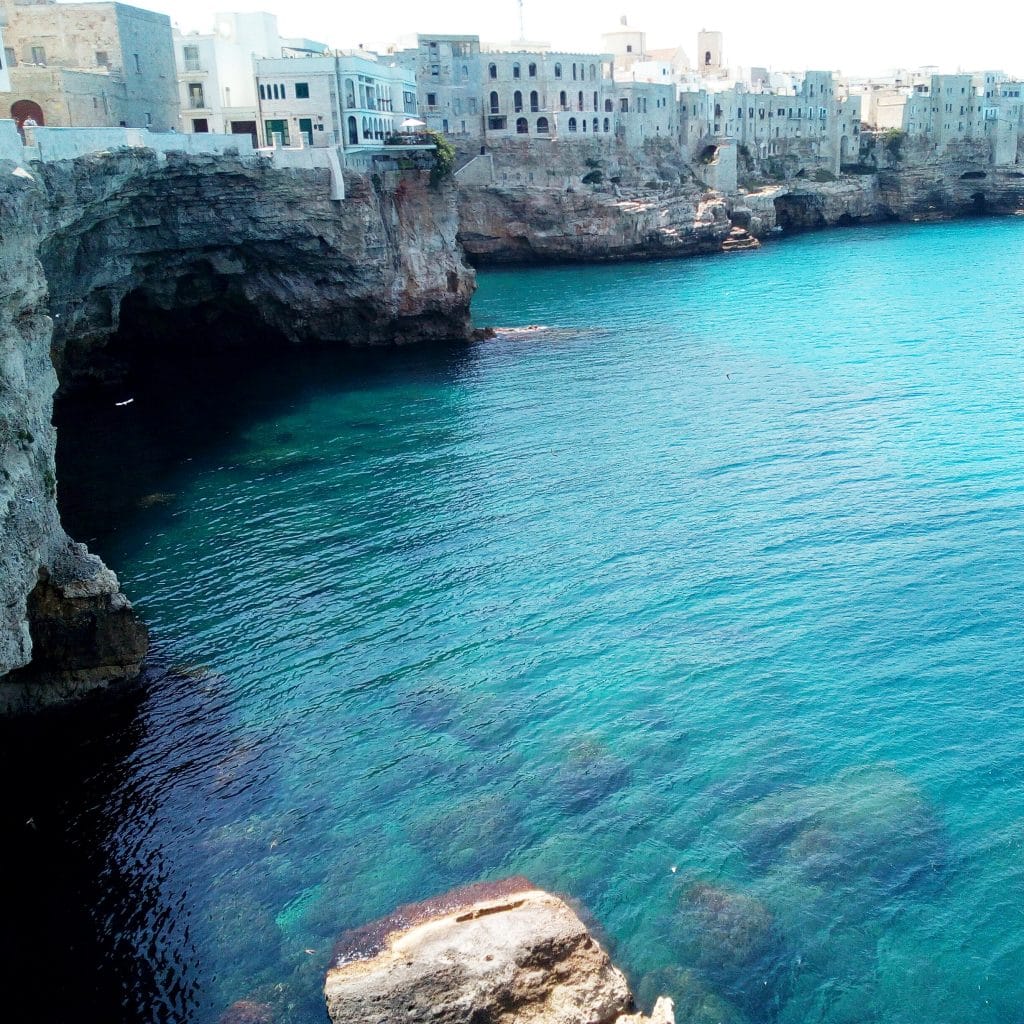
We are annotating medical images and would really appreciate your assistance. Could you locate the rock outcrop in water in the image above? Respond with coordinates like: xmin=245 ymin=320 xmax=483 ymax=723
xmin=324 ymin=878 xmax=674 ymax=1024
xmin=0 ymin=149 xmax=473 ymax=708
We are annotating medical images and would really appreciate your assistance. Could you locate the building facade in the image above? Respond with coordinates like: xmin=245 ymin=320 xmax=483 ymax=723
xmin=1 ymin=0 xmax=177 ymax=129
xmin=393 ymin=34 xmax=482 ymax=140
xmin=254 ymin=51 xmax=416 ymax=148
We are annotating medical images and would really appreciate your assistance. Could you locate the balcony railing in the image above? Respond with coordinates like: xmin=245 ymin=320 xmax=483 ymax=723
xmin=183 ymin=59 xmax=204 ymax=72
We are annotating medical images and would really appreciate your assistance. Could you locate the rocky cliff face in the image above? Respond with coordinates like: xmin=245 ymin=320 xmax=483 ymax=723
xmin=0 ymin=150 xmax=473 ymax=709
xmin=459 ymin=184 xmax=732 ymax=264
xmin=324 ymin=878 xmax=674 ymax=1024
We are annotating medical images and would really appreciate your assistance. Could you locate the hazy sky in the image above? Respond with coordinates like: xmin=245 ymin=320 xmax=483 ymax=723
xmin=151 ymin=0 xmax=1024 ymax=78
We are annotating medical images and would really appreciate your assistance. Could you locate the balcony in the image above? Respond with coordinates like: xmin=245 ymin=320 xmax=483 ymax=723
xmin=182 ymin=59 xmax=205 ymax=73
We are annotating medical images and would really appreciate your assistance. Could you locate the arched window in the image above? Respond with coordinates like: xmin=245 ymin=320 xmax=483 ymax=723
xmin=568 ymin=117 xmax=577 ymax=131
xmin=513 ymin=62 xmax=520 ymax=79
xmin=590 ymin=64 xmax=596 ymax=80
xmin=347 ymin=116 xmax=358 ymax=145
xmin=554 ymin=63 xmax=562 ymax=79
xmin=530 ymin=90 xmax=539 ymax=112
xmin=259 ymin=84 xmax=265 ymax=99
xmin=514 ymin=90 xmax=523 ymax=112
xmin=577 ymin=91 xmax=584 ymax=110
xmin=516 ymin=116 xmax=528 ymax=133
xmin=345 ymin=79 xmax=355 ymax=107
xmin=272 ymin=83 xmax=279 ymax=99
xmin=489 ymin=91 xmax=499 ymax=114
xmin=559 ymin=90 xmax=567 ymax=109
xmin=461 ymin=65 xmax=469 ymax=81
xmin=572 ymin=63 xmax=578 ymax=80
xmin=528 ymin=62 xmax=537 ymax=77
xmin=489 ymin=63 xmax=497 ymax=79
xmin=362 ymin=116 xmax=368 ymax=136
xmin=593 ymin=91 xmax=598 ymax=111
xmin=603 ymin=117 xmax=610 ymax=132
xmin=604 ymin=98 xmax=613 ymax=112
xmin=704 ymin=51 xmax=712 ymax=66
xmin=582 ymin=118 xmax=587 ymax=132
xmin=592 ymin=117 xmax=598 ymax=132
xmin=537 ymin=116 xmax=549 ymax=133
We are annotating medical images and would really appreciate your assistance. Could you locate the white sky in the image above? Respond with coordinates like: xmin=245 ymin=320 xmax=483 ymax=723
xmin=147 ymin=0 xmax=1024 ymax=79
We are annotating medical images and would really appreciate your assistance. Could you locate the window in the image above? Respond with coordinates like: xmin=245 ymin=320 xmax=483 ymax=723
xmin=427 ymin=92 xmax=438 ymax=107
xmin=513 ymin=63 xmax=520 ymax=79
xmin=514 ymin=90 xmax=523 ymax=112
xmin=4 ymin=47 xmax=15 ymax=68
xmin=145 ymin=112 xmax=152 ymax=126
xmin=182 ymin=44 xmax=199 ymax=71
xmin=188 ymin=83 xmax=205 ymax=108
xmin=529 ymin=62 xmax=537 ymax=77
xmin=192 ymin=118 xmax=208 ymax=132
xmin=578 ymin=91 xmax=584 ymax=110
xmin=603 ymin=117 xmax=610 ymax=132
xmin=96 ymin=50 xmax=109 ymax=67
xmin=489 ymin=64 xmax=497 ymax=79
xmin=568 ymin=117 xmax=577 ymax=131
xmin=469 ymin=97 xmax=477 ymax=114
xmin=345 ymin=79 xmax=355 ymax=107
xmin=592 ymin=117 xmax=598 ymax=132
xmin=259 ymin=84 xmax=266 ymax=100
xmin=537 ymin=116 xmax=549 ymax=133
xmin=605 ymin=98 xmax=613 ymax=112
xmin=620 ymin=98 xmax=629 ymax=113
xmin=590 ymin=64 xmax=596 ymax=79
xmin=516 ymin=116 xmax=528 ymax=133
xmin=295 ymin=82 xmax=310 ymax=99
xmin=489 ymin=91 xmax=499 ymax=114
xmin=626 ymin=44 xmax=633 ymax=53
xmin=347 ymin=115 xmax=358 ymax=144
xmin=30 ymin=45 xmax=46 ymax=65
xmin=554 ymin=63 xmax=562 ymax=79
xmin=265 ymin=119 xmax=289 ymax=145
xmin=559 ymin=91 xmax=567 ymax=109
xmin=530 ymin=90 xmax=539 ymax=113
xmin=430 ymin=64 xmax=439 ymax=77
xmin=133 ymin=53 xmax=141 ymax=73
xmin=487 ymin=115 xmax=507 ymax=130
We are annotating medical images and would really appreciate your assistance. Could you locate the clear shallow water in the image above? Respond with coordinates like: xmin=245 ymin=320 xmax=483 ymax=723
xmin=29 ymin=219 xmax=1024 ymax=1023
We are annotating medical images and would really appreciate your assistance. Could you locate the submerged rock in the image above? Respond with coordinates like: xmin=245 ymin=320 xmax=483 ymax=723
xmin=324 ymin=878 xmax=674 ymax=1024
xmin=552 ymin=736 xmax=632 ymax=814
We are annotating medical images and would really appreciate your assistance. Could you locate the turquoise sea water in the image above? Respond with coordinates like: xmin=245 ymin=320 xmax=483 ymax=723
xmin=41 ymin=219 xmax=1024 ymax=1022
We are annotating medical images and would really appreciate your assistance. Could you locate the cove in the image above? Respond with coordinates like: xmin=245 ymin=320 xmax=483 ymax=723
xmin=8 ymin=217 xmax=1024 ymax=1024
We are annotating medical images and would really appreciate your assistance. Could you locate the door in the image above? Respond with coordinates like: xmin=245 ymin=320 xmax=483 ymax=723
xmin=231 ymin=121 xmax=258 ymax=146
xmin=298 ymin=117 xmax=313 ymax=146
xmin=264 ymin=119 xmax=289 ymax=146
xmin=11 ymin=99 xmax=45 ymax=129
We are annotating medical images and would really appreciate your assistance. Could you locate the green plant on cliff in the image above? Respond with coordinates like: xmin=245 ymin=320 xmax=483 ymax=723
xmin=581 ymin=169 xmax=604 ymax=185
xmin=883 ymin=129 xmax=906 ymax=162
xmin=426 ymin=130 xmax=456 ymax=186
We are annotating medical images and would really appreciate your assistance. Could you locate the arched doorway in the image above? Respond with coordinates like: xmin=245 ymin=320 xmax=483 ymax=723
xmin=11 ymin=99 xmax=45 ymax=129
xmin=347 ymin=116 xmax=357 ymax=145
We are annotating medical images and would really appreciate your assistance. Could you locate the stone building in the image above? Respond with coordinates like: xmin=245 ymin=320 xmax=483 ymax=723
xmin=479 ymin=46 xmax=616 ymax=141
xmin=680 ymin=71 xmax=858 ymax=175
xmin=174 ymin=12 xmax=325 ymax=142
xmin=600 ymin=16 xmax=646 ymax=74
xmin=1 ymin=0 xmax=177 ymax=129
xmin=392 ymin=34 xmax=482 ymax=141
xmin=254 ymin=51 xmax=416 ymax=148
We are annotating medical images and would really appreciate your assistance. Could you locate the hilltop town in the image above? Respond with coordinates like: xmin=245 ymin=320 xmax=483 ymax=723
xmin=1 ymin=0 xmax=1022 ymax=199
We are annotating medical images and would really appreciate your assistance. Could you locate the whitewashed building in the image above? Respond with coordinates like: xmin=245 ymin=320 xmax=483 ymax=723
xmin=254 ymin=51 xmax=416 ymax=148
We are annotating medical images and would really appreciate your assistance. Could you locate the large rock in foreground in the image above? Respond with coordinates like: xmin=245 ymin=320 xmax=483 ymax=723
xmin=324 ymin=878 xmax=674 ymax=1024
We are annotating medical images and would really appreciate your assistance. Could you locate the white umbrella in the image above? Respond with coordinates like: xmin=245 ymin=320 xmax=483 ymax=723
xmin=400 ymin=117 xmax=426 ymax=128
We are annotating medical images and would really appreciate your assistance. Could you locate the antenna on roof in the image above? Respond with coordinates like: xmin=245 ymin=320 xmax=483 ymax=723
xmin=518 ymin=0 xmax=525 ymax=40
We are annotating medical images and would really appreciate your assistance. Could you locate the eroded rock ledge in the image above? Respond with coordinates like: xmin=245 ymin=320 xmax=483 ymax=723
xmin=324 ymin=878 xmax=674 ymax=1024
xmin=0 ymin=150 xmax=474 ymax=709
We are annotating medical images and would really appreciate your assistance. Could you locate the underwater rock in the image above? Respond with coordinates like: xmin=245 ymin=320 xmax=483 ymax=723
xmin=637 ymin=967 xmax=749 ymax=1024
xmin=730 ymin=767 xmax=947 ymax=899
xmin=552 ymin=737 xmax=631 ymax=813
xmin=676 ymin=883 xmax=780 ymax=986
xmin=325 ymin=878 xmax=674 ymax=1024
xmin=411 ymin=791 xmax=525 ymax=876
xmin=220 ymin=1000 xmax=274 ymax=1024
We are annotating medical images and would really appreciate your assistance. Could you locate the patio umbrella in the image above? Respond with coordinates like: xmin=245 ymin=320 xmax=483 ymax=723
xmin=400 ymin=117 xmax=426 ymax=128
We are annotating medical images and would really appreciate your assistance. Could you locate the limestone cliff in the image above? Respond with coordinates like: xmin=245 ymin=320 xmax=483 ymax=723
xmin=0 ymin=150 xmax=473 ymax=708
xmin=459 ymin=184 xmax=732 ymax=264
xmin=324 ymin=878 xmax=674 ymax=1024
